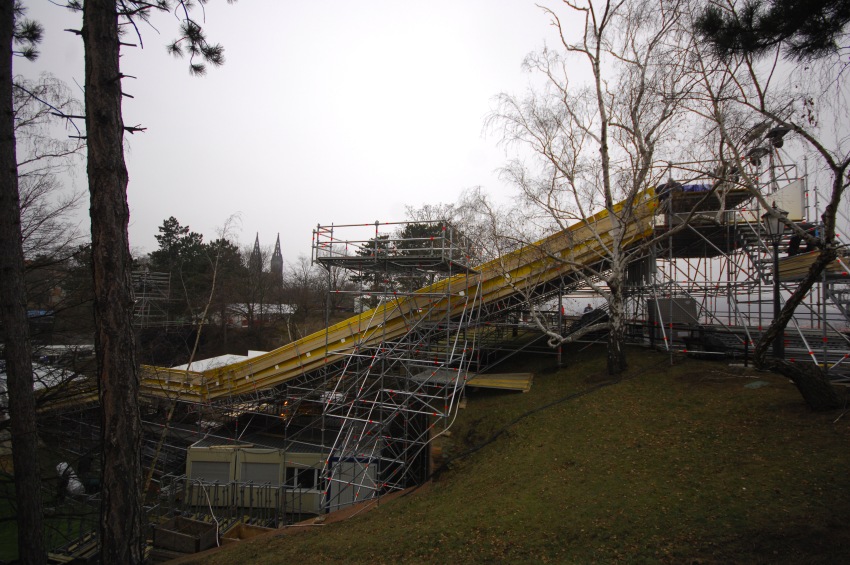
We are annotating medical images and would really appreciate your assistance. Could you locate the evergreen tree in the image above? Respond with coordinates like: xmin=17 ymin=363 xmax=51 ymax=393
xmin=205 ymin=236 xmax=243 ymax=348
xmin=149 ymin=216 xmax=209 ymax=322
xmin=0 ymin=3 xmax=46 ymax=562
xmin=75 ymin=2 xmax=231 ymax=562
xmin=695 ymin=0 xmax=850 ymax=60
xmin=395 ymin=222 xmax=446 ymax=291
xmin=349 ymin=234 xmax=392 ymax=302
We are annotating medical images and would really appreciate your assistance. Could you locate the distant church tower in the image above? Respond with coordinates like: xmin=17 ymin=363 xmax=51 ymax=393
xmin=248 ymin=233 xmax=262 ymax=274
xmin=270 ymin=234 xmax=283 ymax=285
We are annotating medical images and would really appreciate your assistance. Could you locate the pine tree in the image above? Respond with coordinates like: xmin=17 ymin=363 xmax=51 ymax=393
xmin=695 ymin=0 xmax=850 ymax=60
xmin=0 ymin=3 xmax=46 ymax=562
xmin=77 ymin=2 xmax=232 ymax=562
xmin=150 ymin=216 xmax=209 ymax=323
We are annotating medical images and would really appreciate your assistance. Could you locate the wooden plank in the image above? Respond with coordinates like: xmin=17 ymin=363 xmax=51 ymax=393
xmin=467 ymin=372 xmax=534 ymax=393
xmin=778 ymin=250 xmax=850 ymax=282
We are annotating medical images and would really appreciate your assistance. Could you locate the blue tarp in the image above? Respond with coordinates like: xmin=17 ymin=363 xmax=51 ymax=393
xmin=681 ymin=183 xmax=711 ymax=192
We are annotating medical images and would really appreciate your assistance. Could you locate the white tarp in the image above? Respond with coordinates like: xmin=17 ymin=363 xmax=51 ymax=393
xmin=739 ymin=179 xmax=805 ymax=223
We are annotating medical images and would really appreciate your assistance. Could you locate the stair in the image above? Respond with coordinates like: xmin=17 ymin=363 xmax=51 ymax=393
xmin=826 ymin=280 xmax=850 ymax=325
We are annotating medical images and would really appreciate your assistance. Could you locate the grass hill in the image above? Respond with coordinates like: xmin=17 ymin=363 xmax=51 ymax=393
xmin=177 ymin=346 xmax=850 ymax=564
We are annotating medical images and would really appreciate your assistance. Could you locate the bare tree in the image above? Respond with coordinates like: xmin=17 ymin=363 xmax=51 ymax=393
xmin=405 ymin=186 xmax=494 ymax=263
xmin=239 ymin=241 xmax=272 ymax=328
xmin=13 ymin=75 xmax=87 ymax=355
xmin=15 ymin=74 xmax=85 ymax=259
xmin=316 ymin=250 xmax=353 ymax=314
xmin=488 ymin=0 xmax=694 ymax=374
xmin=687 ymin=1 xmax=850 ymax=409
xmin=284 ymin=255 xmax=325 ymax=338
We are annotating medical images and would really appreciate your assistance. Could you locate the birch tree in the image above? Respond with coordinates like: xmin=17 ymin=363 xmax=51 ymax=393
xmin=489 ymin=0 xmax=694 ymax=374
xmin=15 ymin=75 xmax=84 ymax=259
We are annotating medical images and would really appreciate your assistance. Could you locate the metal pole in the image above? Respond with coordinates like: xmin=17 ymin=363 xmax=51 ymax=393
xmin=557 ymin=284 xmax=563 ymax=367
xmin=772 ymin=240 xmax=784 ymax=359
xmin=822 ymin=268 xmax=828 ymax=371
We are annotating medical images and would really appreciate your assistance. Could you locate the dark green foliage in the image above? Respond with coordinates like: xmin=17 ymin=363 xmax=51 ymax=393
xmin=167 ymin=19 xmax=225 ymax=75
xmin=150 ymin=216 xmax=206 ymax=274
xmin=695 ymin=0 xmax=850 ymax=60
xmin=12 ymin=1 xmax=43 ymax=61
xmin=140 ymin=217 xmax=303 ymax=362
xmin=396 ymin=222 xmax=446 ymax=291
xmin=149 ymin=216 xmax=209 ymax=322
xmin=350 ymin=224 xmax=454 ymax=296
xmin=358 ymin=234 xmax=392 ymax=258
xmin=148 ymin=216 xmax=246 ymax=328
xmin=205 ymin=235 xmax=248 ymax=336
xmin=349 ymin=234 xmax=392 ymax=294
xmin=62 ymin=1 xmax=233 ymax=75
xmin=396 ymin=222 xmax=445 ymax=256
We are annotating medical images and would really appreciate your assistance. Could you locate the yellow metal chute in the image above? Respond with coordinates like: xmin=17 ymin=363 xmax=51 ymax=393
xmin=140 ymin=190 xmax=658 ymax=401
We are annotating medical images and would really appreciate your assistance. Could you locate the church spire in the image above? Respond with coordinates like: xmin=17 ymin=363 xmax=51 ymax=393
xmin=249 ymin=233 xmax=262 ymax=273
xmin=270 ymin=233 xmax=283 ymax=284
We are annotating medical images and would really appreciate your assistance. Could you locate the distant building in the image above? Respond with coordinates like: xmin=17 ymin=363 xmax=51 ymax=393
xmin=270 ymin=233 xmax=283 ymax=286
xmin=248 ymin=233 xmax=263 ymax=274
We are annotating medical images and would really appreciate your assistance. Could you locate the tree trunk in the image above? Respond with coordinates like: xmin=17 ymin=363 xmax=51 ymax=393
xmin=606 ymin=280 xmax=628 ymax=375
xmin=0 ymin=5 xmax=46 ymax=563
xmin=763 ymin=357 xmax=844 ymax=411
xmin=754 ymin=246 xmax=843 ymax=410
xmin=82 ymin=2 xmax=143 ymax=563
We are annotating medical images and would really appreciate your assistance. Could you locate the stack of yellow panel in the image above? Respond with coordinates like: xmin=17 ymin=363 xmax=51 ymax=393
xmin=466 ymin=372 xmax=534 ymax=392
xmin=778 ymin=250 xmax=849 ymax=282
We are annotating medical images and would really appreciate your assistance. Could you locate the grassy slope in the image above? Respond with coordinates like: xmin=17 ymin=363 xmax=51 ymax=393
xmin=180 ymin=346 xmax=850 ymax=564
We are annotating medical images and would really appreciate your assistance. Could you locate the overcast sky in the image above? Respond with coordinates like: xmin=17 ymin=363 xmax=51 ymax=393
xmin=19 ymin=1 xmax=565 ymax=263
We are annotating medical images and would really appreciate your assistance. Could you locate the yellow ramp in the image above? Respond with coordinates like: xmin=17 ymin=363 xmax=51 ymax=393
xmin=140 ymin=190 xmax=658 ymax=401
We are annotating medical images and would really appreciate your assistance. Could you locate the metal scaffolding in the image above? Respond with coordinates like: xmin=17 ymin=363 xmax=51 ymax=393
xmin=120 ymin=161 xmax=850 ymax=534
xmin=304 ymin=220 xmax=481 ymax=512
xmin=143 ymin=220 xmax=485 ymax=525
xmin=549 ymin=163 xmax=850 ymax=377
xmin=132 ymin=269 xmax=172 ymax=328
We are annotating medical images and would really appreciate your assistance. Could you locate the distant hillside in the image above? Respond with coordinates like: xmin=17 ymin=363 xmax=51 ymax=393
xmin=177 ymin=346 xmax=850 ymax=564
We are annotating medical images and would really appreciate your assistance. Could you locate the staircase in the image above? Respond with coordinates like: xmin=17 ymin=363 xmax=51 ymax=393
xmin=826 ymin=280 xmax=850 ymax=326
xmin=736 ymin=221 xmax=784 ymax=284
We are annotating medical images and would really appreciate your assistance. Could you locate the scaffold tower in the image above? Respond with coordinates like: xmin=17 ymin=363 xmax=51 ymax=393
xmin=131 ymin=269 xmax=171 ymax=328
xmin=305 ymin=220 xmax=481 ymax=511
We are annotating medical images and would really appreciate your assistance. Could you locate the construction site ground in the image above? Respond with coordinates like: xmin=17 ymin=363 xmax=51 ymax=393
xmin=170 ymin=345 xmax=850 ymax=565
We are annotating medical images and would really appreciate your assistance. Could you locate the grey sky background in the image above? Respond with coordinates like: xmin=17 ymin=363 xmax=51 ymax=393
xmin=19 ymin=1 xmax=565 ymax=263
